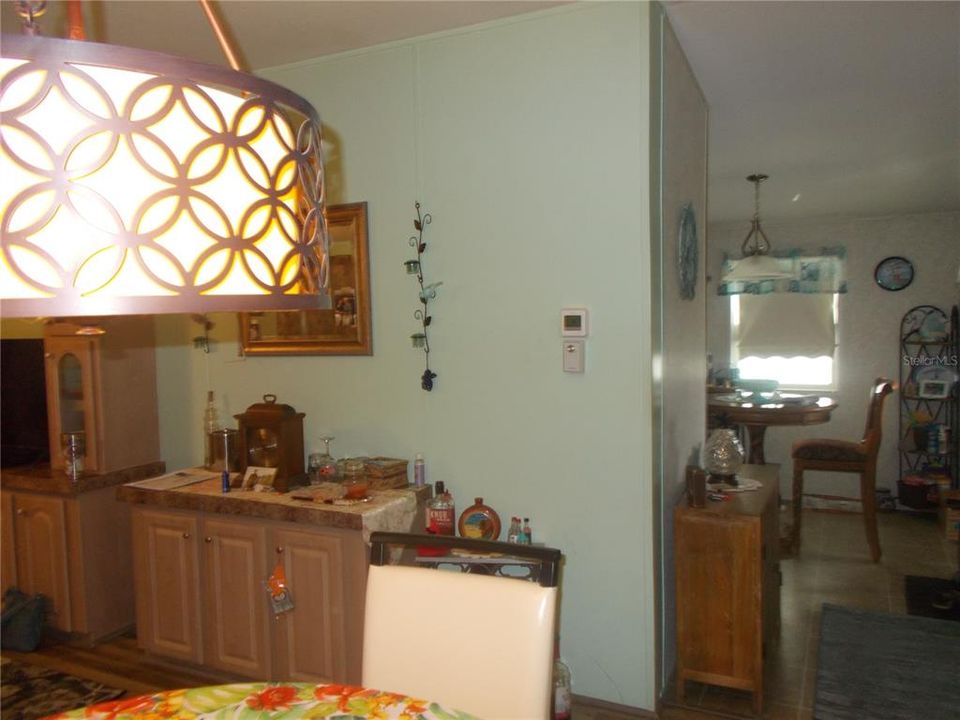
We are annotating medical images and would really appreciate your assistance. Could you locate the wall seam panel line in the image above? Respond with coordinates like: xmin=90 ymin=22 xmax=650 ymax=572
xmin=412 ymin=43 xmax=423 ymax=200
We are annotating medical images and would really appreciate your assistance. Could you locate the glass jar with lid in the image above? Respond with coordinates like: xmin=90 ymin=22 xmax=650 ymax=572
xmin=341 ymin=457 xmax=369 ymax=499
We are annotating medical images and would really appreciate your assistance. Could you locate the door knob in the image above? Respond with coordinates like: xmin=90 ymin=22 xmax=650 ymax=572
xmin=16 ymin=508 xmax=26 ymax=516
xmin=182 ymin=532 xmax=191 ymax=539
xmin=275 ymin=546 xmax=284 ymax=554
xmin=204 ymin=536 xmax=213 ymax=543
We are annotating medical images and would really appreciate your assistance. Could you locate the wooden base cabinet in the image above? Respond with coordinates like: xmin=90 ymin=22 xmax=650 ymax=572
xmin=1 ymin=487 xmax=135 ymax=641
xmin=271 ymin=525 xmax=366 ymax=683
xmin=131 ymin=508 xmax=366 ymax=684
xmin=132 ymin=509 xmax=202 ymax=663
xmin=201 ymin=518 xmax=271 ymax=679
xmin=11 ymin=493 xmax=71 ymax=630
xmin=674 ymin=464 xmax=781 ymax=715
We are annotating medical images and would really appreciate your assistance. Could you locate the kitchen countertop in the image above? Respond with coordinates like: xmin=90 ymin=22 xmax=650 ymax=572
xmin=0 ymin=461 xmax=167 ymax=496
xmin=117 ymin=471 xmax=431 ymax=533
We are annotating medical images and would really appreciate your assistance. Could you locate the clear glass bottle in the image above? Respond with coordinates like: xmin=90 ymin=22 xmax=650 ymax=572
xmin=203 ymin=390 xmax=219 ymax=468
xmin=553 ymin=642 xmax=572 ymax=720
xmin=426 ymin=481 xmax=455 ymax=535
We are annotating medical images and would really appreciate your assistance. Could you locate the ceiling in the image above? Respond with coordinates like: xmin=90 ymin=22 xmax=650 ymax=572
xmin=2 ymin=1 xmax=957 ymax=226
xmin=0 ymin=1 xmax=564 ymax=67
xmin=665 ymin=1 xmax=960 ymax=223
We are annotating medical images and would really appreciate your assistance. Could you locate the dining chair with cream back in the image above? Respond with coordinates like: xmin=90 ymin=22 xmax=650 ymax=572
xmin=790 ymin=378 xmax=895 ymax=562
xmin=363 ymin=532 xmax=562 ymax=720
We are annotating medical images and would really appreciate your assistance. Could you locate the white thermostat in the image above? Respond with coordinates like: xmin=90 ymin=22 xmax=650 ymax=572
xmin=560 ymin=308 xmax=588 ymax=337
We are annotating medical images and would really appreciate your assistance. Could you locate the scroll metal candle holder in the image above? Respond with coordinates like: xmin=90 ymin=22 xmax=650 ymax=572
xmin=406 ymin=203 xmax=440 ymax=391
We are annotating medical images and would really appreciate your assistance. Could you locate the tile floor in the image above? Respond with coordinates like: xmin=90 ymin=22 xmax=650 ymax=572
xmin=650 ymin=508 xmax=958 ymax=720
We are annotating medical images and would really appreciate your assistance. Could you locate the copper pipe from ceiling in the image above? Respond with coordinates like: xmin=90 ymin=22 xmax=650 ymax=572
xmin=198 ymin=0 xmax=243 ymax=72
xmin=66 ymin=0 xmax=84 ymax=40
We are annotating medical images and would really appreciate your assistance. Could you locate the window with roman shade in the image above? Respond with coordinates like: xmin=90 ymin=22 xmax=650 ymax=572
xmin=725 ymin=248 xmax=845 ymax=388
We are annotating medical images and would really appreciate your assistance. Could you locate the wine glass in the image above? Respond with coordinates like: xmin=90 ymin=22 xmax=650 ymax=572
xmin=309 ymin=435 xmax=338 ymax=484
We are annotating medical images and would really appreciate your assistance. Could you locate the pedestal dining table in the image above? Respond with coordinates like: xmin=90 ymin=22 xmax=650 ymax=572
xmin=708 ymin=392 xmax=838 ymax=465
xmin=49 ymin=682 xmax=481 ymax=720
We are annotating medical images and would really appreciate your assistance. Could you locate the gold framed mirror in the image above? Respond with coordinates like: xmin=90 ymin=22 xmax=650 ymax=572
xmin=238 ymin=202 xmax=371 ymax=355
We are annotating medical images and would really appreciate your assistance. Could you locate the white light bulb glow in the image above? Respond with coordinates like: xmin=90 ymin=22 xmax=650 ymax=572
xmin=0 ymin=36 xmax=328 ymax=317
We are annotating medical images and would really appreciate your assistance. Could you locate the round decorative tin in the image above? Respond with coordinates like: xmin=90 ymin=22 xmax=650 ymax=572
xmin=457 ymin=497 xmax=502 ymax=540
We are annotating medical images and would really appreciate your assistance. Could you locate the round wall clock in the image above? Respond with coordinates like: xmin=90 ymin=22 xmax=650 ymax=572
xmin=678 ymin=203 xmax=698 ymax=300
xmin=874 ymin=256 xmax=914 ymax=291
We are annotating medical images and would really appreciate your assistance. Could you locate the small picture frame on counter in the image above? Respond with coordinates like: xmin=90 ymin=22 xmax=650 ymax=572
xmin=241 ymin=466 xmax=278 ymax=491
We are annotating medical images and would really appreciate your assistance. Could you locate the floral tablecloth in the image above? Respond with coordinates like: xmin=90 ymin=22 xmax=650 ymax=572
xmin=47 ymin=682 xmax=481 ymax=720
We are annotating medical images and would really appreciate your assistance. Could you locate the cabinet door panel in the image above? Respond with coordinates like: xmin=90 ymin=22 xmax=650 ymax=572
xmin=1 ymin=492 xmax=16 ymax=593
xmin=202 ymin=518 xmax=271 ymax=678
xmin=675 ymin=513 xmax=761 ymax=683
xmin=133 ymin=509 xmax=202 ymax=662
xmin=13 ymin=494 xmax=71 ymax=630
xmin=271 ymin=526 xmax=347 ymax=682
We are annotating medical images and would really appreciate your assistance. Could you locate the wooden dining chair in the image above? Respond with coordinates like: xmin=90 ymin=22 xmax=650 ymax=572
xmin=790 ymin=378 xmax=894 ymax=562
xmin=363 ymin=532 xmax=562 ymax=720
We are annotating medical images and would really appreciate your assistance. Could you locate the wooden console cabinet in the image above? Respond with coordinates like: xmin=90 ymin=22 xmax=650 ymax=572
xmin=674 ymin=463 xmax=781 ymax=714
xmin=132 ymin=507 xmax=367 ymax=684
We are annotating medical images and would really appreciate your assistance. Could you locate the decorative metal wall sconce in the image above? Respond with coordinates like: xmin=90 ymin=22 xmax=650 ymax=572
xmin=406 ymin=203 xmax=441 ymax=391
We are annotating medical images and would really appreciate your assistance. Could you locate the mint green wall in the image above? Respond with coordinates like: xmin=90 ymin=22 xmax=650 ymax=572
xmin=155 ymin=3 xmax=658 ymax=708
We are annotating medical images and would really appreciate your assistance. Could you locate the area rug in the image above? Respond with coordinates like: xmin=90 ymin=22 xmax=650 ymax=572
xmin=815 ymin=603 xmax=960 ymax=720
xmin=0 ymin=657 xmax=125 ymax=720
xmin=904 ymin=574 xmax=960 ymax=622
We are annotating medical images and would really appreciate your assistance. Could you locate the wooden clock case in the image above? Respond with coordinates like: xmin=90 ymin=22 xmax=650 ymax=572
xmin=235 ymin=394 xmax=306 ymax=492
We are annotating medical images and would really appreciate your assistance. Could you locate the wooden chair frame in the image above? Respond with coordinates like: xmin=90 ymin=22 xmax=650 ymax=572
xmin=790 ymin=378 xmax=894 ymax=562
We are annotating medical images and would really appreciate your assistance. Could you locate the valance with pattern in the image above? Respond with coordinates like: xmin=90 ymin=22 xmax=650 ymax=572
xmin=719 ymin=246 xmax=847 ymax=296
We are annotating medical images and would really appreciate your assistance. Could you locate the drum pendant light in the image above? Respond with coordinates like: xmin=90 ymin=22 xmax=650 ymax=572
xmin=0 ymin=1 xmax=330 ymax=317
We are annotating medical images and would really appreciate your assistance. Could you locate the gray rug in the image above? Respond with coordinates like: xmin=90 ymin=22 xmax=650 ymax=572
xmin=815 ymin=603 xmax=960 ymax=720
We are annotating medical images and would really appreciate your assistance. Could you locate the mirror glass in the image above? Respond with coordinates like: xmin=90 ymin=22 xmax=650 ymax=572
xmin=57 ymin=353 xmax=84 ymax=433
xmin=239 ymin=202 xmax=371 ymax=355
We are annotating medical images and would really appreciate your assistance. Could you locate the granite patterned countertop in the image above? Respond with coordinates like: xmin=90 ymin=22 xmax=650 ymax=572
xmin=117 ymin=470 xmax=430 ymax=534
xmin=0 ymin=461 xmax=167 ymax=496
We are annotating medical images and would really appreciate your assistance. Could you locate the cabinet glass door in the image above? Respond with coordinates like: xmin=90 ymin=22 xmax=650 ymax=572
xmin=57 ymin=353 xmax=85 ymax=434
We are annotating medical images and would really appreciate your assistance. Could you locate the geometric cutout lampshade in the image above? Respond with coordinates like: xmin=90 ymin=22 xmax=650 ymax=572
xmin=0 ymin=35 xmax=329 ymax=317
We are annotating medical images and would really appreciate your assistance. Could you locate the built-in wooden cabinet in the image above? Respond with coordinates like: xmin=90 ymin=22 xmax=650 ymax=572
xmin=43 ymin=319 xmax=159 ymax=473
xmin=201 ymin=518 xmax=272 ymax=678
xmin=132 ymin=509 xmax=202 ymax=663
xmin=1 ymin=486 xmax=135 ymax=641
xmin=131 ymin=507 xmax=366 ymax=684
xmin=11 ymin=493 xmax=71 ymax=630
xmin=272 ymin=526 xmax=350 ymax=682
xmin=674 ymin=464 xmax=781 ymax=715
